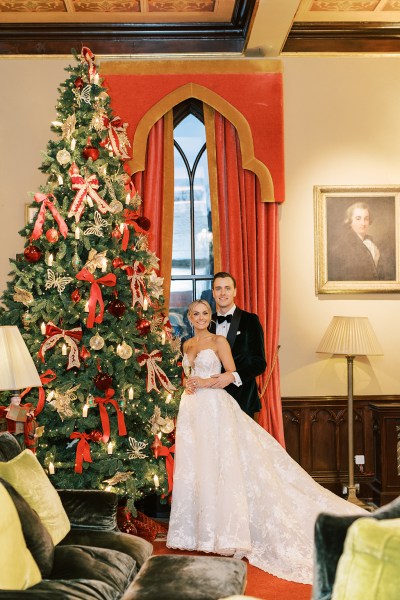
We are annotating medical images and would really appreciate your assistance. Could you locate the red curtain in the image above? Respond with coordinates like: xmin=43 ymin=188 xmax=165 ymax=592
xmin=132 ymin=117 xmax=165 ymax=261
xmin=214 ymin=112 xmax=285 ymax=447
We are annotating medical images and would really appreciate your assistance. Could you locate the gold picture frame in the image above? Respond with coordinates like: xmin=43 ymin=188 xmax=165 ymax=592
xmin=25 ymin=204 xmax=38 ymax=225
xmin=314 ymin=185 xmax=400 ymax=294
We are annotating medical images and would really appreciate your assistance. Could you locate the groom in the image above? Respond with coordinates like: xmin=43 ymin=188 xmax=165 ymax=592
xmin=209 ymin=271 xmax=267 ymax=417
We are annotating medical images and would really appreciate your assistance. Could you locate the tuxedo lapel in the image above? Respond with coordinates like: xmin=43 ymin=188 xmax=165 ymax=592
xmin=226 ymin=308 xmax=242 ymax=348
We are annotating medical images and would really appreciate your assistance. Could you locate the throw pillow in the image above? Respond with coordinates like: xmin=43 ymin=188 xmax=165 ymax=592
xmin=0 ymin=449 xmax=70 ymax=544
xmin=0 ymin=431 xmax=22 ymax=461
xmin=0 ymin=480 xmax=41 ymax=590
xmin=332 ymin=517 xmax=400 ymax=600
xmin=0 ymin=477 xmax=55 ymax=577
xmin=312 ymin=495 xmax=400 ymax=600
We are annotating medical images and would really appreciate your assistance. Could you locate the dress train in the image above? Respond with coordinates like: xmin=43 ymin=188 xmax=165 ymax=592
xmin=166 ymin=349 xmax=367 ymax=584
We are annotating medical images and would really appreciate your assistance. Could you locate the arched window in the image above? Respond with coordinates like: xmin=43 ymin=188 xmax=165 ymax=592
xmin=169 ymin=100 xmax=214 ymax=338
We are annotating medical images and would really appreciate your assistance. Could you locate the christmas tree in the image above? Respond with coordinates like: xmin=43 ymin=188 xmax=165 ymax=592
xmin=0 ymin=47 xmax=180 ymax=510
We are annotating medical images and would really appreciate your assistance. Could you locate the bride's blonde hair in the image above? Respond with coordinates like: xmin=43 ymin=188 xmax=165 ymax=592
xmin=187 ymin=299 xmax=212 ymax=319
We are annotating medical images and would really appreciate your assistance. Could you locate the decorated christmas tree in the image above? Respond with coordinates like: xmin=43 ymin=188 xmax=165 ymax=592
xmin=0 ymin=48 xmax=180 ymax=510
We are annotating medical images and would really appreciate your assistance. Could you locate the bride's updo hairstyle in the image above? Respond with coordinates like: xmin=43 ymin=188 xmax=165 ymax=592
xmin=187 ymin=299 xmax=212 ymax=320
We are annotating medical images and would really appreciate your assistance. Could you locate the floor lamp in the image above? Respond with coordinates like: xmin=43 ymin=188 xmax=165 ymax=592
xmin=317 ymin=316 xmax=382 ymax=506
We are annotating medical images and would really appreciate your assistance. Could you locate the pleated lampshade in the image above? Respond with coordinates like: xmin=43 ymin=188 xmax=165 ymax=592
xmin=0 ymin=326 xmax=41 ymax=390
xmin=316 ymin=316 xmax=383 ymax=357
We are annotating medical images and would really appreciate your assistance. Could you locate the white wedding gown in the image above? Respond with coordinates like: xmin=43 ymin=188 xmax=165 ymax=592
xmin=166 ymin=349 xmax=367 ymax=584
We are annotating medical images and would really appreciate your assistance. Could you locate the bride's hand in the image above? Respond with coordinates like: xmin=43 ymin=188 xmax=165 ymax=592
xmin=187 ymin=376 xmax=208 ymax=391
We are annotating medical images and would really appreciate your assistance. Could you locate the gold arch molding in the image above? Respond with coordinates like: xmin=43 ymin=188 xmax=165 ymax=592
xmin=128 ymin=82 xmax=275 ymax=202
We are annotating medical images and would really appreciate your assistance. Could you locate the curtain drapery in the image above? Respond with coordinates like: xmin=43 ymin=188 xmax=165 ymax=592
xmin=132 ymin=112 xmax=174 ymax=309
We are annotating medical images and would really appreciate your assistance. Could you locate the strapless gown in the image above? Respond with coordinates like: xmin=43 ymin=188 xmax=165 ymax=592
xmin=166 ymin=349 xmax=367 ymax=584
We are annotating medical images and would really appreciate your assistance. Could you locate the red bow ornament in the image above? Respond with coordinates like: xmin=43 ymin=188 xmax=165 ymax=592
xmin=76 ymin=268 xmax=116 ymax=328
xmin=38 ymin=323 xmax=82 ymax=370
xmin=81 ymin=47 xmax=97 ymax=84
xmin=31 ymin=193 xmax=68 ymax=240
xmin=158 ymin=443 xmax=175 ymax=497
xmin=162 ymin=314 xmax=173 ymax=340
xmin=70 ymin=432 xmax=93 ymax=474
xmin=94 ymin=388 xmax=127 ymax=443
xmin=102 ymin=116 xmax=131 ymax=159
xmin=21 ymin=369 xmax=57 ymax=416
xmin=120 ymin=210 xmax=150 ymax=252
xmin=68 ymin=163 xmax=112 ymax=223
xmin=137 ymin=350 xmax=176 ymax=394
xmin=122 ymin=261 xmax=148 ymax=309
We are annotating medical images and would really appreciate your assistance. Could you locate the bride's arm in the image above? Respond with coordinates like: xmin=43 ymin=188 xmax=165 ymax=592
xmin=216 ymin=337 xmax=236 ymax=374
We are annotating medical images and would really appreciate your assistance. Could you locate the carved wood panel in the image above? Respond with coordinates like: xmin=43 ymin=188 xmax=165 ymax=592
xmin=282 ymin=395 xmax=399 ymax=504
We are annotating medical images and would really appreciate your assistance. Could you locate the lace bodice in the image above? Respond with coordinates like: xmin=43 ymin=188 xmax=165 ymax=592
xmin=183 ymin=349 xmax=222 ymax=378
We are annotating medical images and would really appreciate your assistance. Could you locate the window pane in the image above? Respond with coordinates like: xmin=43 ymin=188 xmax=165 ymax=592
xmin=175 ymin=114 xmax=206 ymax=171
xmin=172 ymin=147 xmax=191 ymax=275
xmin=194 ymin=151 xmax=213 ymax=275
xmin=195 ymin=280 xmax=215 ymax=312
xmin=169 ymin=279 xmax=193 ymax=338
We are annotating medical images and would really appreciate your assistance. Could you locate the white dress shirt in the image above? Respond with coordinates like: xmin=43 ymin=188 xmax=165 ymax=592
xmin=216 ymin=305 xmax=242 ymax=387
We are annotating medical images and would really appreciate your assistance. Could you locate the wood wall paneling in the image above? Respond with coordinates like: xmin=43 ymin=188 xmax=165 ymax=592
xmin=282 ymin=395 xmax=399 ymax=504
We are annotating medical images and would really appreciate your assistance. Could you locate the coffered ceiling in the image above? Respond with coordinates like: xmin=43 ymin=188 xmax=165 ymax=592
xmin=1 ymin=0 xmax=400 ymax=55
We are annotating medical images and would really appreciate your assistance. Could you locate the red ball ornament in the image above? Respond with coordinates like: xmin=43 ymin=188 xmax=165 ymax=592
xmin=94 ymin=372 xmax=113 ymax=391
xmin=136 ymin=318 xmax=151 ymax=336
xmin=107 ymin=298 xmax=126 ymax=318
xmin=111 ymin=227 xmax=122 ymax=240
xmin=69 ymin=162 xmax=80 ymax=175
xmin=90 ymin=430 xmax=103 ymax=443
xmin=112 ymin=257 xmax=124 ymax=269
xmin=136 ymin=216 xmax=151 ymax=232
xmin=167 ymin=431 xmax=176 ymax=444
xmin=82 ymin=145 xmax=100 ymax=161
xmin=24 ymin=245 xmax=42 ymax=263
xmin=74 ymin=77 xmax=84 ymax=89
xmin=79 ymin=345 xmax=91 ymax=361
xmin=45 ymin=228 xmax=59 ymax=243
xmin=71 ymin=289 xmax=81 ymax=303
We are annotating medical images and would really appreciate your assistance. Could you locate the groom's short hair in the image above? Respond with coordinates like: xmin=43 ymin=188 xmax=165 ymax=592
xmin=212 ymin=272 xmax=237 ymax=289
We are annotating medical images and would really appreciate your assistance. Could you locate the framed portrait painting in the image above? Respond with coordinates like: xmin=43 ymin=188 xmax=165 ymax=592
xmin=314 ymin=185 xmax=400 ymax=294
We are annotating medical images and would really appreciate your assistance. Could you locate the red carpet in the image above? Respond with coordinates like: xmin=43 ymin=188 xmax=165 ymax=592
xmin=152 ymin=539 xmax=312 ymax=600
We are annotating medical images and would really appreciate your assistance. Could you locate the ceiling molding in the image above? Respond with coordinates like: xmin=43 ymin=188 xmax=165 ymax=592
xmin=0 ymin=0 xmax=257 ymax=56
xmin=283 ymin=21 xmax=400 ymax=54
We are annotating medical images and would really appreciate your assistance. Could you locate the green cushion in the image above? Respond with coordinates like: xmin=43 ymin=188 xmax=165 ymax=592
xmin=312 ymin=495 xmax=400 ymax=600
xmin=0 ymin=477 xmax=54 ymax=577
xmin=332 ymin=517 xmax=400 ymax=600
xmin=128 ymin=555 xmax=247 ymax=600
xmin=0 ymin=449 xmax=70 ymax=544
xmin=0 ymin=481 xmax=41 ymax=590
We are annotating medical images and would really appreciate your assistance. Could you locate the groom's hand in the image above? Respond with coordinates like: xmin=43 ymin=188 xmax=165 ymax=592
xmin=209 ymin=372 xmax=235 ymax=388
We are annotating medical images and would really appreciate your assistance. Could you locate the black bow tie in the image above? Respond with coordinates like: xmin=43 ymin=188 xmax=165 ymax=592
xmin=217 ymin=314 xmax=232 ymax=324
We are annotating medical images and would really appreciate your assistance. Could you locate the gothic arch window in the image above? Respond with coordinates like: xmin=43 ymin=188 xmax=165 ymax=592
xmin=169 ymin=99 xmax=214 ymax=338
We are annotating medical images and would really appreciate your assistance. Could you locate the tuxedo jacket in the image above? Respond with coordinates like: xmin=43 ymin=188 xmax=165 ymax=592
xmin=210 ymin=307 xmax=267 ymax=416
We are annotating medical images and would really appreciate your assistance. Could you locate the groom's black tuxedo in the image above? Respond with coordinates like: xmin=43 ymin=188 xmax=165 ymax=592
xmin=210 ymin=307 xmax=267 ymax=416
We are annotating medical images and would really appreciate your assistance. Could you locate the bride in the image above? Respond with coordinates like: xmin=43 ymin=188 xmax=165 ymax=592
xmin=166 ymin=299 xmax=367 ymax=585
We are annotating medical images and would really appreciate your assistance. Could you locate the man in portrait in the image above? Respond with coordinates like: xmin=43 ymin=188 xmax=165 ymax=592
xmin=327 ymin=197 xmax=396 ymax=282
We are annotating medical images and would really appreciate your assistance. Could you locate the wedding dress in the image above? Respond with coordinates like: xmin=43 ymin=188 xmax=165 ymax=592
xmin=166 ymin=349 xmax=367 ymax=585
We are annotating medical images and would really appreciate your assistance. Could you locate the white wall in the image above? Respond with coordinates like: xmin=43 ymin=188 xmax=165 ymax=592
xmin=281 ymin=55 xmax=400 ymax=398
xmin=1 ymin=55 xmax=399 ymax=399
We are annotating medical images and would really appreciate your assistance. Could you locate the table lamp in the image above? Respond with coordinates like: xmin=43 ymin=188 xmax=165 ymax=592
xmin=0 ymin=325 xmax=41 ymax=406
xmin=317 ymin=316 xmax=382 ymax=505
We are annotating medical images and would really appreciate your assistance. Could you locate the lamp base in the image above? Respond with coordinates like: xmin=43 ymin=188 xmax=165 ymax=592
xmin=346 ymin=485 xmax=368 ymax=508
